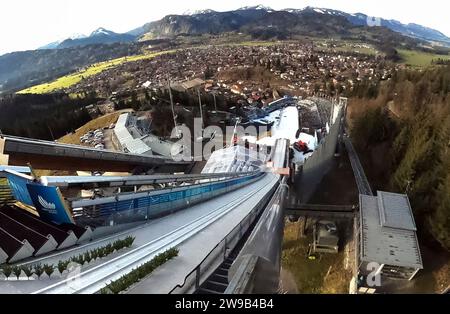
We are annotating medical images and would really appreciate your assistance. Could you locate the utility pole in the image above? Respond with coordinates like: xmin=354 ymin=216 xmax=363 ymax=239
xmin=212 ymin=91 xmax=217 ymax=111
xmin=198 ymin=89 xmax=204 ymax=131
xmin=168 ymin=79 xmax=179 ymax=138
xmin=47 ymin=123 xmax=55 ymax=141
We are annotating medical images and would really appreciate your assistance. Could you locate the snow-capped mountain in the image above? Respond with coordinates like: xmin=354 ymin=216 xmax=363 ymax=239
xmin=131 ymin=5 xmax=448 ymax=45
xmin=38 ymin=33 xmax=87 ymax=50
xmin=297 ymin=7 xmax=449 ymax=45
xmin=237 ymin=5 xmax=273 ymax=12
xmin=41 ymin=5 xmax=450 ymax=50
xmin=40 ymin=28 xmax=135 ymax=50
xmin=183 ymin=9 xmax=217 ymax=16
xmin=90 ymin=27 xmax=114 ymax=36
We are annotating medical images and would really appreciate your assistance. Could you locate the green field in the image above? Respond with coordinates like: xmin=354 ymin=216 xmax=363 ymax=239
xmin=231 ymin=41 xmax=280 ymax=47
xmin=314 ymin=39 xmax=379 ymax=55
xmin=18 ymin=50 xmax=176 ymax=94
xmin=398 ymin=49 xmax=450 ymax=67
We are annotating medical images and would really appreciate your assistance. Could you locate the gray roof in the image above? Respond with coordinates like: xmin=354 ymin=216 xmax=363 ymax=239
xmin=141 ymin=134 xmax=182 ymax=157
xmin=360 ymin=192 xmax=423 ymax=269
xmin=114 ymin=113 xmax=182 ymax=157
xmin=0 ymin=166 xmax=31 ymax=174
xmin=378 ymin=191 xmax=417 ymax=231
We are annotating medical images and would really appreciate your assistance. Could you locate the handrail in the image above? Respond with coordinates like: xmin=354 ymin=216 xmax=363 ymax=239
xmin=226 ymin=176 xmax=288 ymax=294
xmin=343 ymin=136 xmax=373 ymax=196
xmin=68 ymin=171 xmax=261 ymax=204
xmin=224 ymin=255 xmax=258 ymax=294
xmin=1 ymin=134 xmax=191 ymax=164
xmin=43 ymin=171 xmax=260 ymax=188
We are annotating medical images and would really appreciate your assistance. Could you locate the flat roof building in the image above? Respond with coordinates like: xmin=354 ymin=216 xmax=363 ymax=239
xmin=112 ymin=113 xmax=182 ymax=158
xmin=358 ymin=191 xmax=423 ymax=282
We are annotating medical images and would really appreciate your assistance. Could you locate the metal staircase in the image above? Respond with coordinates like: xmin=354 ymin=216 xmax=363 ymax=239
xmin=195 ymin=213 xmax=260 ymax=294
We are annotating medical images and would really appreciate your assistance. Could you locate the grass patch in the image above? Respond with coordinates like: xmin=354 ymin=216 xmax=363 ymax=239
xmin=398 ymin=49 xmax=450 ymax=67
xmin=99 ymin=247 xmax=179 ymax=294
xmin=17 ymin=50 xmax=176 ymax=94
xmin=33 ymin=109 xmax=131 ymax=176
xmin=333 ymin=45 xmax=377 ymax=55
xmin=313 ymin=39 xmax=378 ymax=55
xmin=282 ymin=221 xmax=351 ymax=294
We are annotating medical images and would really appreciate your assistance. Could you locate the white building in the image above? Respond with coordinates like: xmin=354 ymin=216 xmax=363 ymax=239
xmin=358 ymin=191 xmax=423 ymax=282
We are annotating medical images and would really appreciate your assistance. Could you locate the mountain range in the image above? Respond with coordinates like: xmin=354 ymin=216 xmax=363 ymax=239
xmin=39 ymin=5 xmax=450 ymax=50
xmin=39 ymin=28 xmax=136 ymax=49
xmin=1 ymin=5 xmax=448 ymax=95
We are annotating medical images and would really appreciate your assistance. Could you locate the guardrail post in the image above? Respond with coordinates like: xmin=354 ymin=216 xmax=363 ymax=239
xmin=223 ymin=237 xmax=227 ymax=259
xmin=195 ymin=267 xmax=201 ymax=290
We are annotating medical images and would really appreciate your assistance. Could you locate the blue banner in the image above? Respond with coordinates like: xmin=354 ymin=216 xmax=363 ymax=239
xmin=27 ymin=183 xmax=74 ymax=225
xmin=5 ymin=172 xmax=34 ymax=206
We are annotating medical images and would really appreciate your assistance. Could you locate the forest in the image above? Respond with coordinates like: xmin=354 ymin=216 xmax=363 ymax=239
xmin=0 ymin=93 xmax=97 ymax=140
xmin=349 ymin=65 xmax=450 ymax=250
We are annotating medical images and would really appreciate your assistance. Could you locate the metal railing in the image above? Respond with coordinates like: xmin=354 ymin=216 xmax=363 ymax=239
xmin=171 ymin=139 xmax=289 ymax=294
xmin=73 ymin=172 xmax=265 ymax=227
xmin=49 ymin=171 xmax=260 ymax=189
xmin=1 ymin=134 xmax=190 ymax=165
xmin=70 ymin=171 xmax=261 ymax=205
xmin=224 ymin=255 xmax=258 ymax=294
xmin=226 ymin=176 xmax=289 ymax=294
xmin=168 ymin=179 xmax=279 ymax=294
xmin=343 ymin=136 xmax=373 ymax=196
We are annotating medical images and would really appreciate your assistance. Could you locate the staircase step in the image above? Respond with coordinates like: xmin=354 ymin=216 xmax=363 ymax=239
xmin=210 ymin=274 xmax=228 ymax=284
xmin=197 ymin=287 xmax=222 ymax=295
xmin=203 ymin=281 xmax=227 ymax=293
xmin=216 ymin=268 xmax=228 ymax=276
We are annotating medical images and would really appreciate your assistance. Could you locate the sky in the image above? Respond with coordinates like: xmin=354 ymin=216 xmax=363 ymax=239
xmin=1 ymin=0 xmax=449 ymax=56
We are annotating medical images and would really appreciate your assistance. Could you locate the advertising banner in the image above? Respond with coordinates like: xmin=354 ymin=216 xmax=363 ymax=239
xmin=5 ymin=171 xmax=34 ymax=206
xmin=27 ymin=183 xmax=74 ymax=225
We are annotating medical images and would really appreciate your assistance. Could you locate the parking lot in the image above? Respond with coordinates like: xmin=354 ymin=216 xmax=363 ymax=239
xmin=79 ymin=123 xmax=115 ymax=150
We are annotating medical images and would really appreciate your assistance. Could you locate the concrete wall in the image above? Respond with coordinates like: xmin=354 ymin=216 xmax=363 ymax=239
xmin=296 ymin=103 xmax=344 ymax=203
